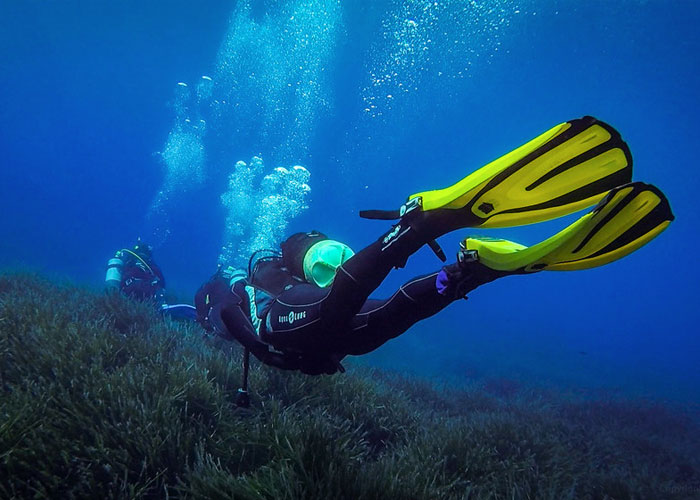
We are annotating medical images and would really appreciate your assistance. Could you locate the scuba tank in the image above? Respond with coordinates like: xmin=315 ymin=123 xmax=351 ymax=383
xmin=105 ymin=255 xmax=124 ymax=289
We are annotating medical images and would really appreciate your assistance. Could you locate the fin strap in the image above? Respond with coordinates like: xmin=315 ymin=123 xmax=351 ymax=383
xmin=360 ymin=196 xmax=423 ymax=220
xmin=428 ymin=239 xmax=446 ymax=262
xmin=359 ymin=209 xmax=400 ymax=220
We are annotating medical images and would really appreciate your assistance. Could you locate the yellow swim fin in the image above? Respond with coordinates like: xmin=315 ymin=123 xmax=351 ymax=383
xmin=461 ymin=182 xmax=674 ymax=273
xmin=361 ymin=116 xmax=633 ymax=229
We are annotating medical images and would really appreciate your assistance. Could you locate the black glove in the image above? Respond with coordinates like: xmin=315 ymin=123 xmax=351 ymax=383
xmin=260 ymin=350 xmax=302 ymax=371
xmin=298 ymin=353 xmax=345 ymax=376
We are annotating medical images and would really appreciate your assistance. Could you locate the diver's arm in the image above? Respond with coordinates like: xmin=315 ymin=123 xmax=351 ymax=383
xmin=220 ymin=306 xmax=341 ymax=374
xmin=261 ymin=351 xmax=302 ymax=371
xmin=219 ymin=303 xmax=301 ymax=371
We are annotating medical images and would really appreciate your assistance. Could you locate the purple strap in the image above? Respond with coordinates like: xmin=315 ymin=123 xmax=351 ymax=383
xmin=436 ymin=269 xmax=450 ymax=296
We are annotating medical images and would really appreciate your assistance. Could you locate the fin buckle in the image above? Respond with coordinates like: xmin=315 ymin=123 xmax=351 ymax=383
xmin=457 ymin=248 xmax=478 ymax=266
xmin=400 ymin=196 xmax=422 ymax=217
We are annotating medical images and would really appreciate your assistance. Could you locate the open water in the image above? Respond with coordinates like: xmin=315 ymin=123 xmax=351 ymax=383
xmin=1 ymin=0 xmax=698 ymax=409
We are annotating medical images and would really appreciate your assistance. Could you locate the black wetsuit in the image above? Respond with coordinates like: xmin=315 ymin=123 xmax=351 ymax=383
xmin=196 ymin=220 xmax=499 ymax=375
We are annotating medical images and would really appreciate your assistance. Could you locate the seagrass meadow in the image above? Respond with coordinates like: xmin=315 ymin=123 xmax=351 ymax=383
xmin=1 ymin=273 xmax=699 ymax=499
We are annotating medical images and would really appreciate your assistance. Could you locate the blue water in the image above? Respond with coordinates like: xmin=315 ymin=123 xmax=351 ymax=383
xmin=1 ymin=1 xmax=698 ymax=408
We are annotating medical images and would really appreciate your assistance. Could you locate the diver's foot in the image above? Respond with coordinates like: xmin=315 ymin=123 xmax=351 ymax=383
xmin=436 ymin=249 xmax=506 ymax=299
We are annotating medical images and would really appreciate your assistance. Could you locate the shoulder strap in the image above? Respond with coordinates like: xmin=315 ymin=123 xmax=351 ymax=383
xmin=120 ymin=249 xmax=156 ymax=276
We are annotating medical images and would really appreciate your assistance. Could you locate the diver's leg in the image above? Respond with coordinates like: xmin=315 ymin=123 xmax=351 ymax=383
xmin=327 ymin=260 xmax=504 ymax=356
xmin=266 ymin=214 xmax=497 ymax=347
xmin=320 ymin=201 xmax=497 ymax=327
xmin=332 ymin=272 xmax=450 ymax=355
xmin=320 ymin=221 xmax=428 ymax=327
xmin=259 ymin=225 xmax=423 ymax=351
xmin=262 ymin=230 xmax=421 ymax=353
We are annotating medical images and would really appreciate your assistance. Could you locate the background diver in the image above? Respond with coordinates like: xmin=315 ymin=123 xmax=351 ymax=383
xmin=106 ymin=239 xmax=166 ymax=302
xmin=195 ymin=117 xmax=674 ymax=386
xmin=106 ymin=239 xmax=196 ymax=319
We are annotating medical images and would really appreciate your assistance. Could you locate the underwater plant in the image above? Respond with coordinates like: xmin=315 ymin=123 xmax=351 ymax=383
xmin=1 ymin=273 xmax=699 ymax=499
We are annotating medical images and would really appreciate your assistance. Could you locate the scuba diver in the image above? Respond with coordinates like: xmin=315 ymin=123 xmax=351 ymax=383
xmin=195 ymin=117 xmax=674 ymax=389
xmin=105 ymin=239 xmax=166 ymax=303
xmin=106 ymin=239 xmax=198 ymax=320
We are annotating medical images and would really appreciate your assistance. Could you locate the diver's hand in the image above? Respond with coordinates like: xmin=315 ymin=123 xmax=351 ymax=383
xmin=257 ymin=347 xmax=344 ymax=375
xmin=259 ymin=350 xmax=301 ymax=371
xmin=299 ymin=354 xmax=345 ymax=376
